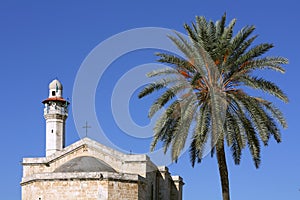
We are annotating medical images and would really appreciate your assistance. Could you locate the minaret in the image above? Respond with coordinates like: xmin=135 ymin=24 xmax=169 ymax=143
xmin=42 ymin=79 xmax=69 ymax=156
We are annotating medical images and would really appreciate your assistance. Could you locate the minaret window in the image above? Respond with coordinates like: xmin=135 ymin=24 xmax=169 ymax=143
xmin=52 ymin=91 xmax=56 ymax=96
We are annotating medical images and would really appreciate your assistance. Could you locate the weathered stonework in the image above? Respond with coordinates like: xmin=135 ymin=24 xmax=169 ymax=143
xmin=21 ymin=138 xmax=184 ymax=200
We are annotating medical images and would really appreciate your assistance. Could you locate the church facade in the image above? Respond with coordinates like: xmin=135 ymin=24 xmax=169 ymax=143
xmin=21 ymin=79 xmax=184 ymax=200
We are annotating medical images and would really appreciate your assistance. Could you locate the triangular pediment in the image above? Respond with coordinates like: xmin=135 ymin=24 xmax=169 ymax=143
xmin=22 ymin=137 xmax=155 ymax=178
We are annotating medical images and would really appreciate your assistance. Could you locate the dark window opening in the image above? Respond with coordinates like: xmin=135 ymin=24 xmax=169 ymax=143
xmin=51 ymin=129 xmax=53 ymax=133
xmin=151 ymin=184 xmax=154 ymax=200
xmin=52 ymin=91 xmax=56 ymax=96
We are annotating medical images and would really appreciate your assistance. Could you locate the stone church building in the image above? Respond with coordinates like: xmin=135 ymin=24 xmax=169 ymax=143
xmin=21 ymin=79 xmax=184 ymax=200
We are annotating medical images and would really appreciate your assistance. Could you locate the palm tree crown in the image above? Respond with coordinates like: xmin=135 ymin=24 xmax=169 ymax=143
xmin=138 ymin=13 xmax=288 ymax=200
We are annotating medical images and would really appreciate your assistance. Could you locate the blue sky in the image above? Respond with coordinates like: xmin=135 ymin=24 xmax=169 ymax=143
xmin=1 ymin=1 xmax=299 ymax=199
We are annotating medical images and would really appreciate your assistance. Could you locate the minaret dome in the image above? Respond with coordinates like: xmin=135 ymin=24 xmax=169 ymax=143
xmin=48 ymin=79 xmax=63 ymax=98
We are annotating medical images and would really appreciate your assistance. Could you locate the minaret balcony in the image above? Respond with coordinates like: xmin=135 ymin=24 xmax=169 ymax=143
xmin=44 ymin=105 xmax=68 ymax=116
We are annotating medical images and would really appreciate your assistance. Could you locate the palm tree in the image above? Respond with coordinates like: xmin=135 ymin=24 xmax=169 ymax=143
xmin=138 ymin=14 xmax=288 ymax=200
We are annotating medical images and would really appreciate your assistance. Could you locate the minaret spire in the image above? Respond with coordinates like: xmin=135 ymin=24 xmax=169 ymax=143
xmin=42 ymin=79 xmax=69 ymax=156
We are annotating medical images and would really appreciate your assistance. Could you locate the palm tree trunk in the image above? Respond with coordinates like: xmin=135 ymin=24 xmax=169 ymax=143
xmin=216 ymin=141 xmax=230 ymax=200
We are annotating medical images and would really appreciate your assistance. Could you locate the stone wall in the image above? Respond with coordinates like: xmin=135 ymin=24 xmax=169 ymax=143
xmin=22 ymin=179 xmax=108 ymax=200
xmin=22 ymin=179 xmax=142 ymax=200
xmin=107 ymin=180 xmax=139 ymax=200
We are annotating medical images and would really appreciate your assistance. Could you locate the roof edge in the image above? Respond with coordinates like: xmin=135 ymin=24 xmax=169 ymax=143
xmin=20 ymin=171 xmax=146 ymax=186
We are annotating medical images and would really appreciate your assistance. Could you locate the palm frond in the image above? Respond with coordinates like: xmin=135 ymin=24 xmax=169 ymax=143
xmin=242 ymin=57 xmax=288 ymax=73
xmin=156 ymin=53 xmax=196 ymax=73
xmin=146 ymin=67 xmax=179 ymax=78
xmin=259 ymin=99 xmax=287 ymax=128
xmin=148 ymin=82 xmax=188 ymax=118
xmin=228 ymin=94 xmax=261 ymax=167
xmin=184 ymin=23 xmax=198 ymax=42
xmin=216 ymin=13 xmax=227 ymax=38
xmin=138 ymin=77 xmax=180 ymax=98
xmin=171 ymin=95 xmax=198 ymax=161
xmin=168 ymin=33 xmax=194 ymax=63
xmin=242 ymin=115 xmax=261 ymax=168
xmin=230 ymin=25 xmax=256 ymax=54
xmin=231 ymin=92 xmax=271 ymax=145
xmin=225 ymin=35 xmax=258 ymax=71
xmin=239 ymin=75 xmax=288 ymax=102
xmin=151 ymin=100 xmax=181 ymax=151
xmin=190 ymin=103 xmax=210 ymax=166
xmin=234 ymin=43 xmax=274 ymax=68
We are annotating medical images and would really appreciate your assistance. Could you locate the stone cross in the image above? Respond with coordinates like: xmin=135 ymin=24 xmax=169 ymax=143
xmin=82 ymin=121 xmax=91 ymax=137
